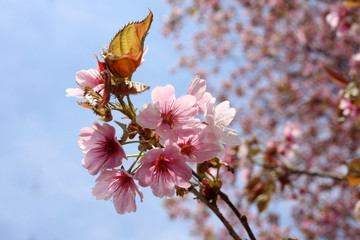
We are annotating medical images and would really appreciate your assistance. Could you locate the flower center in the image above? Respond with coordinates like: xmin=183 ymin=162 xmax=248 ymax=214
xmin=104 ymin=138 xmax=117 ymax=153
xmin=178 ymin=141 xmax=194 ymax=158
xmin=110 ymin=173 xmax=131 ymax=195
xmin=154 ymin=154 xmax=169 ymax=173
xmin=161 ymin=110 xmax=175 ymax=129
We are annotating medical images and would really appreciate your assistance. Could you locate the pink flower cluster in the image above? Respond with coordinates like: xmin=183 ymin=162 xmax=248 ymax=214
xmin=75 ymin=75 xmax=240 ymax=214
xmin=135 ymin=76 xmax=240 ymax=197
xmin=278 ymin=121 xmax=302 ymax=159
xmin=78 ymin=122 xmax=141 ymax=214
xmin=339 ymin=98 xmax=359 ymax=119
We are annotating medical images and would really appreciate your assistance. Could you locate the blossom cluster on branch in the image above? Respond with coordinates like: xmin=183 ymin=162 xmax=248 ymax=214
xmin=66 ymin=11 xmax=262 ymax=240
xmin=66 ymin=1 xmax=360 ymax=238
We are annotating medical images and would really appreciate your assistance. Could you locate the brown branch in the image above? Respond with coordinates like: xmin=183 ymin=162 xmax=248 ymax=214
xmin=219 ymin=191 xmax=256 ymax=240
xmin=285 ymin=167 xmax=346 ymax=181
xmin=189 ymin=186 xmax=242 ymax=240
xmin=192 ymin=171 xmax=256 ymax=240
xmin=261 ymin=162 xmax=346 ymax=181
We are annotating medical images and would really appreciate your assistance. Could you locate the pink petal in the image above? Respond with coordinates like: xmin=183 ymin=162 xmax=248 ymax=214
xmin=93 ymin=122 xmax=115 ymax=139
xmin=191 ymin=140 xmax=221 ymax=163
xmin=76 ymin=69 xmax=103 ymax=88
xmin=78 ymin=127 xmax=99 ymax=152
xmin=137 ymin=103 xmax=162 ymax=129
xmin=215 ymin=101 xmax=236 ymax=126
xmin=66 ymin=87 xmax=84 ymax=98
xmin=168 ymin=161 xmax=192 ymax=188
xmin=82 ymin=148 xmax=109 ymax=175
xmin=92 ymin=181 xmax=113 ymax=200
xmin=152 ymin=173 xmax=175 ymax=198
xmin=197 ymin=92 xmax=212 ymax=114
xmin=173 ymin=95 xmax=198 ymax=118
xmin=188 ymin=75 xmax=206 ymax=98
xmin=152 ymin=85 xmax=176 ymax=105
xmin=113 ymin=192 xmax=136 ymax=214
xmin=134 ymin=162 xmax=154 ymax=187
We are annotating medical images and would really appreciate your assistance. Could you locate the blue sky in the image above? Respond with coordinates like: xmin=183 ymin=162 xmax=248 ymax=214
xmin=0 ymin=0 xmax=197 ymax=239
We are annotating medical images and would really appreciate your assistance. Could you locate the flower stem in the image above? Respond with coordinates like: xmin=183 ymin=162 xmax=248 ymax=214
xmin=126 ymin=154 xmax=144 ymax=158
xmin=128 ymin=150 xmax=144 ymax=173
xmin=122 ymin=140 xmax=143 ymax=145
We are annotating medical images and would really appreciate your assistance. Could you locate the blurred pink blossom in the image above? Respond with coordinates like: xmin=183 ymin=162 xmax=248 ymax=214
xmin=282 ymin=121 xmax=301 ymax=143
xmin=339 ymin=98 xmax=359 ymax=119
xmin=353 ymin=200 xmax=360 ymax=224
xmin=277 ymin=122 xmax=302 ymax=159
xmin=326 ymin=11 xmax=339 ymax=29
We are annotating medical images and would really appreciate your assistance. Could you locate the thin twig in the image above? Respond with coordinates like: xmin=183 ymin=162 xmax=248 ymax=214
xmin=261 ymin=162 xmax=346 ymax=181
xmin=285 ymin=167 xmax=346 ymax=181
xmin=219 ymin=191 xmax=256 ymax=240
xmin=189 ymin=186 xmax=242 ymax=240
xmin=192 ymin=171 xmax=256 ymax=240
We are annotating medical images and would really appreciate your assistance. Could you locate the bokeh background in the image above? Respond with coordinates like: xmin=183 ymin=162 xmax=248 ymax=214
xmin=0 ymin=0 xmax=196 ymax=239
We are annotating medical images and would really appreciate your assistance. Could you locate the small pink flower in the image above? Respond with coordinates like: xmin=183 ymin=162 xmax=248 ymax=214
xmin=134 ymin=144 xmax=192 ymax=198
xmin=337 ymin=20 xmax=351 ymax=37
xmin=66 ymin=69 xmax=105 ymax=98
xmin=283 ymin=121 xmax=301 ymax=143
xmin=137 ymin=84 xmax=200 ymax=140
xmin=188 ymin=75 xmax=212 ymax=114
xmin=78 ymin=122 xmax=127 ymax=175
xmin=92 ymin=169 xmax=143 ymax=214
xmin=339 ymin=98 xmax=359 ymax=119
xmin=177 ymin=127 xmax=221 ymax=163
xmin=204 ymin=98 xmax=240 ymax=158
xmin=326 ymin=11 xmax=339 ymax=29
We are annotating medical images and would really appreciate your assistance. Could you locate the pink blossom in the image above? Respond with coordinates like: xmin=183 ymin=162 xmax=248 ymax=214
xmin=351 ymin=53 xmax=360 ymax=62
xmin=134 ymin=144 xmax=192 ymax=198
xmin=282 ymin=121 xmax=301 ymax=143
xmin=325 ymin=11 xmax=339 ymax=29
xmin=350 ymin=53 xmax=360 ymax=74
xmin=204 ymin=98 xmax=240 ymax=158
xmin=92 ymin=169 xmax=143 ymax=214
xmin=337 ymin=20 xmax=351 ymax=37
xmin=66 ymin=69 xmax=105 ymax=98
xmin=137 ymin=84 xmax=200 ymax=140
xmin=277 ymin=121 xmax=302 ymax=159
xmin=78 ymin=122 xmax=127 ymax=175
xmin=188 ymin=75 xmax=212 ymax=114
xmin=353 ymin=200 xmax=360 ymax=224
xmin=177 ymin=127 xmax=221 ymax=163
xmin=339 ymin=98 xmax=359 ymax=119
xmin=237 ymin=140 xmax=253 ymax=181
